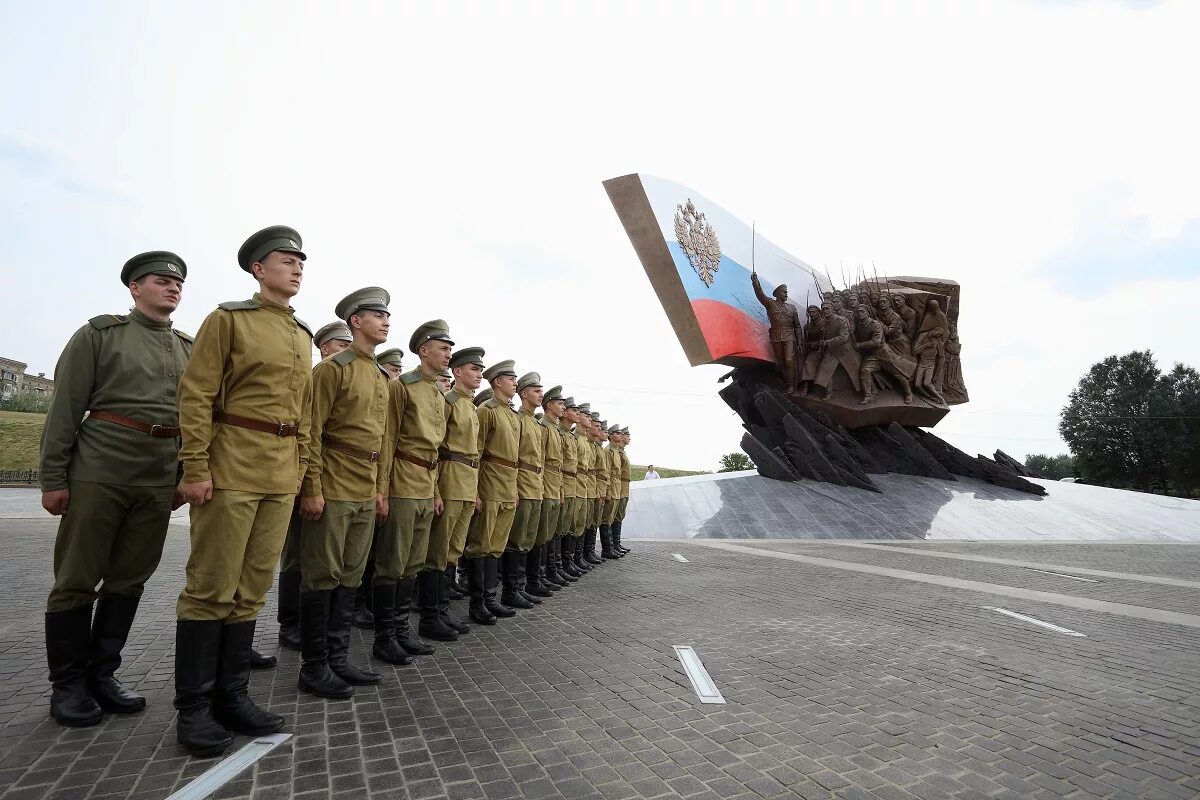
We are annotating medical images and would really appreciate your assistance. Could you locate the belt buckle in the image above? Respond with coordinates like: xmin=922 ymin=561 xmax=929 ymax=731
xmin=149 ymin=424 xmax=163 ymax=437
xmin=276 ymin=423 xmax=289 ymax=436
xmin=369 ymin=451 xmax=380 ymax=462
xmin=427 ymin=460 xmax=436 ymax=471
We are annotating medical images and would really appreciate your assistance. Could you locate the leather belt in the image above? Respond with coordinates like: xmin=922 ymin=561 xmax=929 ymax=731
xmin=395 ymin=449 xmax=437 ymax=470
xmin=88 ymin=409 xmax=180 ymax=438
xmin=544 ymin=464 xmax=562 ymax=474
xmin=482 ymin=453 xmax=518 ymax=470
xmin=562 ymin=470 xmax=577 ymax=477
xmin=438 ymin=450 xmax=480 ymax=469
xmin=214 ymin=411 xmax=298 ymax=437
xmin=323 ymin=437 xmax=380 ymax=462
xmin=517 ymin=460 xmax=543 ymax=474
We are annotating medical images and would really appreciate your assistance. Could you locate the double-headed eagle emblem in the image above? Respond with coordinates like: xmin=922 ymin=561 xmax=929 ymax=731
xmin=674 ymin=199 xmax=721 ymax=287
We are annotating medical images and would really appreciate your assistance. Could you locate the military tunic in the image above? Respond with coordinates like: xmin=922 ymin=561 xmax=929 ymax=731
xmin=376 ymin=368 xmax=447 ymax=581
xmin=508 ymin=408 xmax=544 ymax=552
xmin=572 ymin=428 xmax=593 ymax=536
xmin=42 ymin=309 xmax=192 ymax=612
xmin=299 ymin=347 xmax=389 ymax=591
xmin=535 ymin=417 xmax=564 ymax=547
xmin=602 ymin=444 xmax=621 ymax=525
xmin=592 ymin=439 xmax=609 ymax=528
xmin=557 ymin=421 xmax=578 ymax=537
xmin=617 ymin=443 xmax=632 ymax=520
xmin=176 ymin=294 xmax=314 ymax=623
xmin=427 ymin=388 xmax=480 ymax=570
xmin=465 ymin=397 xmax=519 ymax=558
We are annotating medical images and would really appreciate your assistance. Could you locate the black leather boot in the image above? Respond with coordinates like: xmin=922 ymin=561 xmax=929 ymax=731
xmin=515 ymin=550 xmax=541 ymax=605
xmin=559 ymin=537 xmax=582 ymax=580
xmin=484 ymin=556 xmax=516 ymax=617
xmin=600 ymin=525 xmax=619 ymax=560
xmin=371 ymin=582 xmax=411 ymax=665
xmin=46 ymin=605 xmax=103 ymax=727
xmin=543 ymin=539 xmax=565 ymax=589
xmin=86 ymin=595 xmax=145 ymax=714
xmin=573 ymin=536 xmax=592 ymax=573
xmin=613 ymin=520 xmax=630 ymax=555
xmin=455 ymin=560 xmax=470 ymax=595
xmin=526 ymin=547 xmax=555 ymax=596
xmin=249 ymin=649 xmax=277 ymax=669
xmin=500 ymin=550 xmax=534 ymax=609
xmin=417 ymin=569 xmax=459 ymax=641
xmin=174 ymin=619 xmax=233 ymax=757
xmin=277 ymin=569 xmax=302 ymax=649
xmin=212 ymin=621 xmax=285 ymax=735
xmin=446 ymin=560 xmax=467 ymax=598
xmin=466 ymin=557 xmax=496 ymax=625
xmin=328 ymin=586 xmax=380 ymax=686
xmin=584 ymin=529 xmax=604 ymax=565
xmin=352 ymin=582 xmax=374 ymax=629
xmin=395 ymin=577 xmax=435 ymax=655
xmin=298 ymin=590 xmax=354 ymax=699
xmin=439 ymin=567 xmax=470 ymax=634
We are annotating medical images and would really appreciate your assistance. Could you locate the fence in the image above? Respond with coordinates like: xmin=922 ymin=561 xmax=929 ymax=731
xmin=0 ymin=470 xmax=39 ymax=485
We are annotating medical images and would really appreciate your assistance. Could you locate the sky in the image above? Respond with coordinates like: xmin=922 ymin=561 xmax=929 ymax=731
xmin=1 ymin=0 xmax=1198 ymax=472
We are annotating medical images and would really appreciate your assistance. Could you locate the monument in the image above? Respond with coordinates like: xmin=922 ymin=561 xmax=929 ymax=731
xmin=604 ymin=173 xmax=1039 ymax=496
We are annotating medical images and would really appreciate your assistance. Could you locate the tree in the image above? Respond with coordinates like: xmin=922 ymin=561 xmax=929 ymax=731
xmin=0 ymin=388 xmax=52 ymax=414
xmin=1059 ymin=351 xmax=1172 ymax=491
xmin=1024 ymin=453 xmax=1076 ymax=481
xmin=719 ymin=452 xmax=753 ymax=472
xmin=1154 ymin=364 xmax=1200 ymax=496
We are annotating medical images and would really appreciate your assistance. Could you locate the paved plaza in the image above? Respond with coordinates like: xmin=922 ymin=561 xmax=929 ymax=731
xmin=1 ymin=500 xmax=1199 ymax=799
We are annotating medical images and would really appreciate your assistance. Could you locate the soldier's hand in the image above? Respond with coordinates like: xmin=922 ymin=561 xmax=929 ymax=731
xmin=179 ymin=480 xmax=214 ymax=506
xmin=42 ymin=489 xmax=70 ymax=516
xmin=434 ymin=498 xmax=444 ymax=516
xmin=375 ymin=494 xmax=388 ymax=520
xmin=475 ymin=495 xmax=483 ymax=513
xmin=300 ymin=495 xmax=325 ymax=521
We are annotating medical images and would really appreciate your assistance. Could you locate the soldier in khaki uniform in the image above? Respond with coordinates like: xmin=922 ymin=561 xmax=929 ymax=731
xmin=528 ymin=386 xmax=566 ymax=595
xmin=377 ymin=348 xmax=404 ymax=381
xmin=373 ymin=320 xmax=456 ymax=664
xmin=436 ymin=369 xmax=454 ymax=393
xmin=40 ymin=252 xmax=191 ymax=727
xmin=503 ymin=372 xmax=545 ymax=609
xmin=581 ymin=412 xmax=608 ymax=567
xmin=296 ymin=289 xmax=392 ymax=699
xmin=548 ymin=397 xmax=581 ymax=583
xmin=277 ymin=321 xmax=354 ymax=654
xmin=464 ymin=360 xmax=520 ymax=624
xmin=599 ymin=424 xmax=623 ymax=559
xmin=174 ymin=225 xmax=313 ymax=757
xmin=427 ymin=346 xmax=485 ymax=634
xmin=609 ymin=427 xmax=633 ymax=556
xmin=567 ymin=403 xmax=594 ymax=574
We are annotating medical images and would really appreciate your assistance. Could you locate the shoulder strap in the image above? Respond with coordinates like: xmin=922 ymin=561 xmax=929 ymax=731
xmin=294 ymin=317 xmax=313 ymax=338
xmin=88 ymin=314 xmax=128 ymax=330
xmin=399 ymin=369 xmax=422 ymax=385
xmin=172 ymin=328 xmax=194 ymax=343
xmin=445 ymin=389 xmax=461 ymax=404
xmin=331 ymin=349 xmax=357 ymax=366
xmin=217 ymin=298 xmax=261 ymax=311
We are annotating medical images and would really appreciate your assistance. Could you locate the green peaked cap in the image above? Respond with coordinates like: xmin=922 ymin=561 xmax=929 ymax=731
xmin=483 ymin=360 xmax=517 ymax=381
xmin=237 ymin=225 xmax=305 ymax=272
xmin=335 ymin=287 xmax=390 ymax=321
xmin=516 ymin=372 xmax=542 ymax=393
xmin=121 ymin=251 xmax=187 ymax=285
xmin=409 ymin=319 xmax=454 ymax=354
xmin=314 ymin=321 xmax=352 ymax=346
xmin=449 ymin=346 xmax=485 ymax=369
xmin=474 ymin=387 xmax=493 ymax=406
xmin=376 ymin=348 xmax=404 ymax=366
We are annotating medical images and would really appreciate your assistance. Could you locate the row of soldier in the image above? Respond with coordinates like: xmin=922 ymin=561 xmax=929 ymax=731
xmin=751 ymin=273 xmax=961 ymax=405
xmin=39 ymin=225 xmax=634 ymax=760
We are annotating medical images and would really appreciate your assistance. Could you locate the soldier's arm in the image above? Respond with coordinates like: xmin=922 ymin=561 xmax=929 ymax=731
xmin=377 ymin=380 xmax=405 ymax=495
xmin=296 ymin=357 xmax=314 ymax=493
xmin=476 ymin=405 xmax=492 ymax=454
xmin=301 ymin=361 xmax=338 ymax=499
xmin=39 ymin=325 xmax=98 ymax=497
xmin=825 ymin=321 xmax=850 ymax=349
xmin=750 ymin=274 xmax=771 ymax=306
xmin=178 ymin=309 xmax=233 ymax=487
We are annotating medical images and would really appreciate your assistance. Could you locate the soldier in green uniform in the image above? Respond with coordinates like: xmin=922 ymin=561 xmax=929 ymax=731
xmin=464 ymin=360 xmax=520 ymax=624
xmin=174 ymin=226 xmax=313 ymax=757
xmin=377 ymin=348 xmax=405 ymax=381
xmin=373 ymin=320 xmax=456 ymax=664
xmin=528 ymin=385 xmax=566 ymax=596
xmin=296 ymin=289 xmax=392 ymax=699
xmin=599 ymin=424 xmax=622 ymax=559
xmin=277 ymin=320 xmax=354 ymax=655
xmin=427 ymin=346 xmax=485 ymax=634
xmin=607 ymin=427 xmax=632 ymax=556
xmin=40 ymin=251 xmax=191 ymax=727
xmin=503 ymin=372 xmax=545 ymax=609
xmin=582 ymin=412 xmax=608 ymax=567
xmin=548 ymin=397 xmax=581 ymax=583
xmin=567 ymin=403 xmax=594 ymax=574
xmin=616 ymin=427 xmax=633 ymax=553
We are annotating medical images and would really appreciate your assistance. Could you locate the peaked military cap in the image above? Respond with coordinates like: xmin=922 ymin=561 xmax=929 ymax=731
xmin=409 ymin=319 xmax=454 ymax=354
xmin=562 ymin=396 xmax=578 ymax=409
xmin=439 ymin=368 xmax=452 ymax=378
xmin=121 ymin=251 xmax=187 ymax=286
xmin=449 ymin=346 xmax=486 ymax=369
xmin=335 ymin=287 xmax=391 ymax=321
xmin=474 ymin=387 xmax=493 ymax=406
xmin=483 ymin=360 xmax=517 ymax=381
xmin=376 ymin=348 xmax=404 ymax=367
xmin=516 ymin=372 xmax=542 ymax=393
xmin=590 ymin=412 xmax=601 ymax=421
xmin=314 ymin=321 xmax=353 ymax=347
xmin=576 ymin=402 xmax=591 ymax=414
xmin=598 ymin=419 xmax=607 ymax=429
xmin=237 ymin=225 xmax=305 ymax=272
xmin=542 ymin=385 xmax=564 ymax=405
xmin=608 ymin=424 xmax=621 ymax=434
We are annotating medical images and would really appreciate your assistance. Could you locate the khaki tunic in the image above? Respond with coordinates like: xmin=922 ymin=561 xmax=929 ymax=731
xmin=515 ymin=408 xmax=544 ymax=500
xmin=41 ymin=309 xmax=192 ymax=491
xmin=559 ymin=422 xmax=578 ymax=499
xmin=540 ymin=416 xmax=564 ymax=500
xmin=178 ymin=294 xmax=313 ymax=493
xmin=593 ymin=440 xmax=609 ymax=499
xmin=574 ymin=429 xmax=594 ymax=500
xmin=381 ymin=369 xmax=447 ymax=500
xmin=476 ymin=398 xmax=519 ymax=502
xmin=302 ymin=346 xmax=389 ymax=501
xmin=435 ymin=389 xmax=481 ymax=502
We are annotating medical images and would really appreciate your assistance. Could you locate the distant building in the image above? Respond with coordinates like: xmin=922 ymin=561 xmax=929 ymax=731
xmin=0 ymin=356 xmax=54 ymax=399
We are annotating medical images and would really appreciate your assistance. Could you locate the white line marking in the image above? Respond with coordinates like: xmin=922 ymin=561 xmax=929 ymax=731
xmin=1024 ymin=568 xmax=1098 ymax=583
xmin=166 ymin=734 xmax=291 ymax=800
xmin=672 ymin=553 xmax=690 ymax=563
xmin=673 ymin=646 xmax=726 ymax=704
xmin=984 ymin=607 xmax=1086 ymax=637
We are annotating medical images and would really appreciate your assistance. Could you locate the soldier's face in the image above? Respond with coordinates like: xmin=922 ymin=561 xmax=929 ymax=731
xmin=545 ymin=399 xmax=565 ymax=419
xmin=437 ymin=375 xmax=453 ymax=392
xmin=421 ymin=340 xmax=453 ymax=370
xmin=254 ymin=251 xmax=304 ymax=298
xmin=856 ymin=307 xmax=869 ymax=320
xmin=520 ymin=386 xmax=544 ymax=407
xmin=319 ymin=339 xmax=351 ymax=359
xmin=352 ymin=311 xmax=390 ymax=346
xmin=382 ymin=363 xmax=403 ymax=380
xmin=454 ymin=363 xmax=484 ymax=391
xmin=563 ymin=408 xmax=578 ymax=424
xmin=131 ymin=275 xmax=183 ymax=315
xmin=491 ymin=374 xmax=517 ymax=398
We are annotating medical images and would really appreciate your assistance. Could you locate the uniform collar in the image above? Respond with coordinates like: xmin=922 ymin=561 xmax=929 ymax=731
xmin=253 ymin=292 xmax=296 ymax=316
xmin=128 ymin=308 xmax=172 ymax=330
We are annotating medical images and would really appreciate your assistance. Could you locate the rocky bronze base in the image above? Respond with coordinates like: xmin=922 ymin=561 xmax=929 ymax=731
xmin=788 ymin=391 xmax=949 ymax=429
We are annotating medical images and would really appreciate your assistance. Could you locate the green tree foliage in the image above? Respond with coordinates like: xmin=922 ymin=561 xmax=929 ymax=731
xmin=1023 ymin=453 xmax=1076 ymax=480
xmin=1059 ymin=351 xmax=1198 ymax=494
xmin=719 ymin=452 xmax=753 ymax=472
xmin=0 ymin=389 xmax=52 ymax=414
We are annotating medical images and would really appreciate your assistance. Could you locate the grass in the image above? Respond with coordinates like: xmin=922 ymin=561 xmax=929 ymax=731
xmin=630 ymin=464 xmax=709 ymax=480
xmin=0 ymin=411 xmax=45 ymax=471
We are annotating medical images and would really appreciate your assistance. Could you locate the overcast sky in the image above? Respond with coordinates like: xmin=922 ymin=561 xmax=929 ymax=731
xmin=2 ymin=0 xmax=1197 ymax=471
